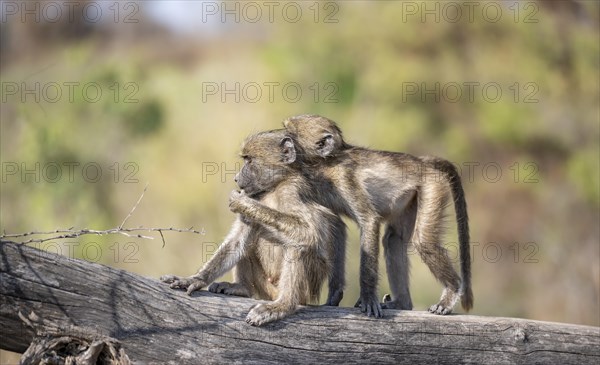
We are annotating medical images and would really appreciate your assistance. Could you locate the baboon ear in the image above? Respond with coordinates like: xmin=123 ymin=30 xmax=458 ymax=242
xmin=280 ymin=137 xmax=296 ymax=164
xmin=317 ymin=134 xmax=335 ymax=157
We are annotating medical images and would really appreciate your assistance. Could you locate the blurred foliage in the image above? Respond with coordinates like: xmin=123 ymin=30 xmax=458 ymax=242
xmin=1 ymin=0 xmax=598 ymax=336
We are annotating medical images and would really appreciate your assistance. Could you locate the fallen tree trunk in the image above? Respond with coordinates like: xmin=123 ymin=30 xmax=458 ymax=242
xmin=1 ymin=240 xmax=598 ymax=364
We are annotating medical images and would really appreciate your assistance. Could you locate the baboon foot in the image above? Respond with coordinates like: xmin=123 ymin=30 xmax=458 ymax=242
xmin=208 ymin=282 xmax=250 ymax=297
xmin=325 ymin=288 xmax=343 ymax=306
xmin=159 ymin=274 xmax=180 ymax=284
xmin=354 ymin=292 xmax=383 ymax=318
xmin=381 ymin=294 xmax=413 ymax=310
xmin=428 ymin=303 xmax=453 ymax=315
xmin=428 ymin=289 xmax=460 ymax=315
xmin=245 ymin=303 xmax=293 ymax=326
xmin=159 ymin=274 xmax=206 ymax=295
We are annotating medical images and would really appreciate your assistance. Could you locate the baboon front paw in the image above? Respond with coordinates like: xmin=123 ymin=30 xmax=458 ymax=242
xmin=354 ymin=293 xmax=383 ymax=318
xmin=245 ymin=303 xmax=288 ymax=326
xmin=428 ymin=303 xmax=453 ymax=315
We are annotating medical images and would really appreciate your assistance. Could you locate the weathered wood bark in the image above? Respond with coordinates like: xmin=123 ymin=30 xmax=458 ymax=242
xmin=1 ymin=240 xmax=598 ymax=364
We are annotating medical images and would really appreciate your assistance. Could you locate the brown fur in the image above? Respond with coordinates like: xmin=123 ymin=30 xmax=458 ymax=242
xmin=284 ymin=114 xmax=473 ymax=315
xmin=161 ymin=129 xmax=346 ymax=326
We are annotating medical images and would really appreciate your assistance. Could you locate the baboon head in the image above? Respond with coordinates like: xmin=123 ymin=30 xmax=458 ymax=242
xmin=283 ymin=114 xmax=347 ymax=160
xmin=235 ymin=129 xmax=299 ymax=196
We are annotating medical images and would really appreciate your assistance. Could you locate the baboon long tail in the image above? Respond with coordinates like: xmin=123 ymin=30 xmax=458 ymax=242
xmin=431 ymin=158 xmax=473 ymax=311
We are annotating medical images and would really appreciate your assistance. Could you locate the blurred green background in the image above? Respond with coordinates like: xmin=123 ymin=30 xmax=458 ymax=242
xmin=1 ymin=2 xmax=598 ymax=352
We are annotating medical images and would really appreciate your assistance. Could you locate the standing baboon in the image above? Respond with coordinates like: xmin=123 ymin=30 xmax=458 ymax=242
xmin=161 ymin=129 xmax=346 ymax=325
xmin=284 ymin=114 xmax=473 ymax=316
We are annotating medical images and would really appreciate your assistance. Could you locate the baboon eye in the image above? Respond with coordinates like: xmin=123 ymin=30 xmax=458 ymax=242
xmin=243 ymin=156 xmax=252 ymax=164
xmin=316 ymin=140 xmax=325 ymax=148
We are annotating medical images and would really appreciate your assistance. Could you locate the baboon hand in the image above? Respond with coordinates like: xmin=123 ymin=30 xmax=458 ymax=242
xmin=354 ymin=293 xmax=383 ymax=318
xmin=228 ymin=189 xmax=249 ymax=213
xmin=160 ymin=274 xmax=207 ymax=295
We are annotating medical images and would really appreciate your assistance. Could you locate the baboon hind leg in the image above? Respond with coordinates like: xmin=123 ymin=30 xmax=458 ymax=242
xmin=382 ymin=197 xmax=417 ymax=310
xmin=245 ymin=251 xmax=309 ymax=326
xmin=354 ymin=216 xmax=383 ymax=317
xmin=414 ymin=184 xmax=461 ymax=315
xmin=326 ymin=218 xmax=346 ymax=306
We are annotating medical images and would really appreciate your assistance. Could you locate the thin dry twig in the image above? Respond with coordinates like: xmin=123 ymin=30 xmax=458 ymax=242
xmin=0 ymin=185 xmax=205 ymax=246
xmin=119 ymin=182 xmax=149 ymax=230
xmin=0 ymin=226 xmax=205 ymax=245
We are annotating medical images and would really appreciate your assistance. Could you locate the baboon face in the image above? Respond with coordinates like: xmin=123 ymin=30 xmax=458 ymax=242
xmin=283 ymin=114 xmax=345 ymax=160
xmin=235 ymin=130 xmax=297 ymax=196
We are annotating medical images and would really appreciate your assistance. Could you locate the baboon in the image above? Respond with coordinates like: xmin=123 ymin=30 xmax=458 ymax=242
xmin=161 ymin=129 xmax=346 ymax=326
xmin=284 ymin=114 xmax=473 ymax=316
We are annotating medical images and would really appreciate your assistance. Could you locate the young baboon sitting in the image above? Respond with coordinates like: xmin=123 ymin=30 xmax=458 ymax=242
xmin=161 ymin=129 xmax=346 ymax=326
xmin=284 ymin=114 xmax=473 ymax=316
